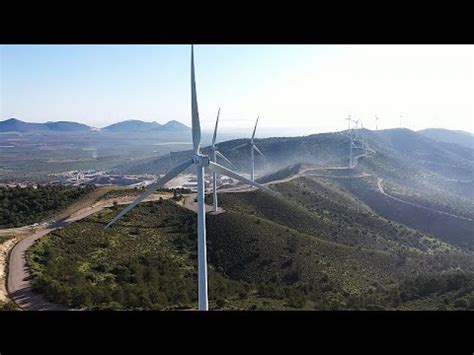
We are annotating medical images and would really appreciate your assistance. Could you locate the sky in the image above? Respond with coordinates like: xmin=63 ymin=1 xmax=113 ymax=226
xmin=1 ymin=45 xmax=473 ymax=136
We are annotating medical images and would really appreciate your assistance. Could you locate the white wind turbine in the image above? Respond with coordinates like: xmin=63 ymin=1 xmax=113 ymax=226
xmin=345 ymin=113 xmax=352 ymax=131
xmin=229 ymin=116 xmax=265 ymax=181
xmin=105 ymin=45 xmax=275 ymax=311
xmin=339 ymin=115 xmax=355 ymax=168
xmin=209 ymin=107 xmax=237 ymax=212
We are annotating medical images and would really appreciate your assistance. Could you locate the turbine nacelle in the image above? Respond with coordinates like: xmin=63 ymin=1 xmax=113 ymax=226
xmin=193 ymin=154 xmax=210 ymax=167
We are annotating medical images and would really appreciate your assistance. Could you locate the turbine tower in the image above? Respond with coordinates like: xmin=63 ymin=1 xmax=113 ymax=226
xmin=349 ymin=132 xmax=353 ymax=168
xmin=105 ymin=45 xmax=276 ymax=311
xmin=229 ymin=116 xmax=266 ymax=181
xmin=209 ymin=108 xmax=236 ymax=212
xmin=375 ymin=115 xmax=380 ymax=131
xmin=345 ymin=113 xmax=352 ymax=131
xmin=347 ymin=116 xmax=353 ymax=168
xmin=352 ymin=118 xmax=360 ymax=141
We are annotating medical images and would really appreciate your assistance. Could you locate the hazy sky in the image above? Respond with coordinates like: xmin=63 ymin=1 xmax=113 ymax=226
xmin=1 ymin=45 xmax=473 ymax=136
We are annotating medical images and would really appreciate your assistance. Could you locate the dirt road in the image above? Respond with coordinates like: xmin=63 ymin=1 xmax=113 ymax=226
xmin=5 ymin=192 xmax=173 ymax=310
xmin=0 ymin=238 xmax=17 ymax=303
xmin=178 ymin=194 xmax=225 ymax=214
xmin=377 ymin=178 xmax=473 ymax=222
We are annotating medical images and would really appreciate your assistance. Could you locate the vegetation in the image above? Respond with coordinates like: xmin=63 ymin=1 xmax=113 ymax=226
xmin=0 ymin=185 xmax=96 ymax=228
xmin=0 ymin=235 xmax=15 ymax=244
xmin=97 ymin=187 xmax=191 ymax=201
xmin=28 ymin=201 xmax=258 ymax=310
xmin=28 ymin=178 xmax=474 ymax=310
xmin=331 ymin=176 xmax=474 ymax=250
xmin=0 ymin=301 xmax=20 ymax=311
xmin=18 ymin=128 xmax=474 ymax=310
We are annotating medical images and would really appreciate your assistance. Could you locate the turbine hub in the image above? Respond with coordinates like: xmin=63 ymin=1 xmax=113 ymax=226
xmin=193 ymin=154 xmax=210 ymax=167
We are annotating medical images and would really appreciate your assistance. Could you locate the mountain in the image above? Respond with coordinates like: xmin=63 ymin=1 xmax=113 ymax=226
xmin=0 ymin=118 xmax=46 ymax=132
xmin=102 ymin=119 xmax=190 ymax=133
xmin=418 ymin=128 xmax=474 ymax=150
xmin=158 ymin=120 xmax=190 ymax=131
xmin=0 ymin=118 xmax=191 ymax=134
xmin=0 ymin=118 xmax=92 ymax=133
xmin=44 ymin=121 xmax=92 ymax=132
xmin=102 ymin=120 xmax=162 ymax=132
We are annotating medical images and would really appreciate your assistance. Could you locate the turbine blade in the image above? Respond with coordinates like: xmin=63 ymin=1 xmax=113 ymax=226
xmin=216 ymin=150 xmax=237 ymax=170
xmin=226 ymin=142 xmax=249 ymax=152
xmin=211 ymin=107 xmax=220 ymax=146
xmin=105 ymin=158 xmax=194 ymax=228
xmin=191 ymin=45 xmax=201 ymax=153
xmin=253 ymin=145 xmax=266 ymax=159
xmin=208 ymin=161 xmax=278 ymax=197
xmin=251 ymin=116 xmax=259 ymax=140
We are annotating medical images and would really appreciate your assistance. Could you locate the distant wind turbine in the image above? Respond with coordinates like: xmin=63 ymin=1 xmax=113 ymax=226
xmin=345 ymin=114 xmax=352 ymax=131
xmin=375 ymin=115 xmax=380 ymax=131
xmin=209 ymin=108 xmax=237 ymax=212
xmin=340 ymin=115 xmax=355 ymax=168
xmin=229 ymin=116 xmax=266 ymax=181
xmin=105 ymin=45 xmax=276 ymax=311
xmin=352 ymin=118 xmax=360 ymax=141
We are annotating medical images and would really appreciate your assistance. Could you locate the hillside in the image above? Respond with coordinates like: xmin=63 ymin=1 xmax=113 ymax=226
xmin=27 ymin=177 xmax=474 ymax=310
xmin=113 ymin=132 xmax=351 ymax=175
xmin=0 ymin=185 xmax=96 ymax=228
xmin=418 ymin=128 xmax=474 ymax=150
xmin=114 ymin=128 xmax=473 ymax=180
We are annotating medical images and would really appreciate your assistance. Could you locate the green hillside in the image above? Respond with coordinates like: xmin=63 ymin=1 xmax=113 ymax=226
xmin=28 ymin=178 xmax=474 ymax=310
xmin=0 ymin=185 xmax=96 ymax=228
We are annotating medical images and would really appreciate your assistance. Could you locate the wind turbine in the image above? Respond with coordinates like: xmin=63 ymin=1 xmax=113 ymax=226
xmin=105 ymin=45 xmax=275 ymax=311
xmin=340 ymin=115 xmax=354 ymax=168
xmin=345 ymin=114 xmax=352 ymax=131
xmin=229 ymin=116 xmax=266 ymax=181
xmin=375 ymin=115 xmax=380 ymax=131
xmin=209 ymin=107 xmax=237 ymax=212
xmin=352 ymin=118 xmax=360 ymax=141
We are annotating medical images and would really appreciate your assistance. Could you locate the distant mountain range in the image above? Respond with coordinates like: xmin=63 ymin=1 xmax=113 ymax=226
xmin=102 ymin=119 xmax=189 ymax=132
xmin=0 ymin=118 xmax=91 ymax=133
xmin=0 ymin=118 xmax=190 ymax=133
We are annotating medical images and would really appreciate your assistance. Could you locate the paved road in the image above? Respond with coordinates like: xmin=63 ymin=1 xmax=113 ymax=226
xmin=377 ymin=178 xmax=473 ymax=222
xmin=7 ymin=226 xmax=68 ymax=310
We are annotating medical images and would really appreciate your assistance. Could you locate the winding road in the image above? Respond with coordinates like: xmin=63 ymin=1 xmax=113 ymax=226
xmin=377 ymin=178 xmax=473 ymax=222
